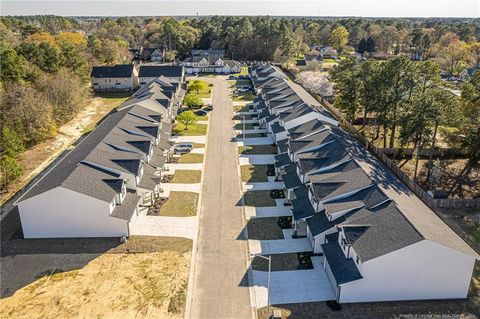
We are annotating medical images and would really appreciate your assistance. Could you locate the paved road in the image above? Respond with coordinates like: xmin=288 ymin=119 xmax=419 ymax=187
xmin=188 ymin=77 xmax=252 ymax=319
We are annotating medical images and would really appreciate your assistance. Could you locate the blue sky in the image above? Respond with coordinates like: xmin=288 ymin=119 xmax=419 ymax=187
xmin=1 ymin=0 xmax=479 ymax=17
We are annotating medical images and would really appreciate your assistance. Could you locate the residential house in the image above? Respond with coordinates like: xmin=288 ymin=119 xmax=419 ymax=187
xmin=91 ymin=64 xmax=139 ymax=92
xmin=138 ymin=65 xmax=185 ymax=84
xmin=16 ymin=74 xmax=184 ymax=238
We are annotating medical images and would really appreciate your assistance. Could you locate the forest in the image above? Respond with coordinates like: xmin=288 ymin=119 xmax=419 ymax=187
xmin=0 ymin=15 xmax=479 ymax=191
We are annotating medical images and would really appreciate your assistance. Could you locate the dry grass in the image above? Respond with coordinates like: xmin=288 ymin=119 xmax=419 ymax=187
xmin=160 ymin=191 xmax=199 ymax=217
xmin=246 ymin=217 xmax=284 ymax=240
xmin=0 ymin=237 xmax=192 ymax=319
xmin=171 ymin=170 xmax=202 ymax=183
xmin=178 ymin=153 xmax=204 ymax=164
xmin=241 ymin=165 xmax=269 ymax=182
xmin=243 ymin=190 xmax=277 ymax=207
xmin=238 ymin=145 xmax=277 ymax=155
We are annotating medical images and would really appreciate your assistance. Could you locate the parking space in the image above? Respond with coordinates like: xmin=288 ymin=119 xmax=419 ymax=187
xmin=249 ymin=237 xmax=312 ymax=255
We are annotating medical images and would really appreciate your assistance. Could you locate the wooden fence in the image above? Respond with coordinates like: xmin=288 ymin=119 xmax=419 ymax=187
xmin=310 ymin=92 xmax=479 ymax=210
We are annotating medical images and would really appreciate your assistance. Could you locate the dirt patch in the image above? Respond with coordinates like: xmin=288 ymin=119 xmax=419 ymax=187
xmin=0 ymin=237 xmax=192 ymax=319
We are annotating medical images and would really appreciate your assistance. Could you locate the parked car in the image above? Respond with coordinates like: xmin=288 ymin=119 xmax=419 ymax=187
xmin=204 ymin=104 xmax=213 ymax=111
xmin=174 ymin=143 xmax=193 ymax=154
xmin=177 ymin=108 xmax=189 ymax=115
xmin=195 ymin=110 xmax=208 ymax=116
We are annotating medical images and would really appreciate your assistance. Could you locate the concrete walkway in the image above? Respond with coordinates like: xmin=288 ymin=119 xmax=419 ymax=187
xmin=130 ymin=215 xmax=197 ymax=239
xmin=188 ymin=77 xmax=252 ymax=318
xmin=197 ymin=120 xmax=209 ymax=125
xmin=164 ymin=163 xmax=203 ymax=172
xmin=160 ymin=183 xmax=201 ymax=196
xmin=237 ymin=137 xmax=274 ymax=146
xmin=171 ymin=135 xmax=207 ymax=143
xmin=251 ymin=269 xmax=335 ymax=307
xmin=190 ymin=148 xmax=205 ymax=154
xmin=248 ymin=238 xmax=312 ymax=255
xmin=234 ymin=119 xmax=259 ymax=124
xmin=244 ymin=206 xmax=292 ymax=219
xmin=235 ymin=128 xmax=267 ymax=134
xmin=239 ymin=155 xmax=276 ymax=165
xmin=243 ymin=181 xmax=284 ymax=191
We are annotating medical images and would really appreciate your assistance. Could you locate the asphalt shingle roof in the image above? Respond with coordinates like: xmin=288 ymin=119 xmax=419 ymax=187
xmin=138 ymin=65 xmax=184 ymax=79
xmin=91 ymin=64 xmax=134 ymax=78
xmin=111 ymin=192 xmax=141 ymax=220
xmin=321 ymin=241 xmax=363 ymax=285
xmin=291 ymin=197 xmax=316 ymax=220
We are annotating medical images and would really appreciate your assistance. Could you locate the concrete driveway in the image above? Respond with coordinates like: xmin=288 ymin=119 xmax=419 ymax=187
xmin=129 ymin=215 xmax=197 ymax=239
xmin=239 ymin=154 xmax=276 ymax=165
xmin=171 ymin=136 xmax=207 ymax=143
xmin=243 ymin=181 xmax=285 ymax=191
xmin=237 ymin=137 xmax=274 ymax=146
xmin=249 ymin=237 xmax=312 ymax=255
xmin=251 ymin=269 xmax=335 ymax=307
xmin=244 ymin=206 xmax=292 ymax=219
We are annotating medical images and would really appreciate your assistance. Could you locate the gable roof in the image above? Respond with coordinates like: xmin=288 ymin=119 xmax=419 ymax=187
xmin=321 ymin=240 xmax=363 ymax=285
xmin=91 ymin=64 xmax=134 ymax=78
xmin=138 ymin=65 xmax=184 ymax=78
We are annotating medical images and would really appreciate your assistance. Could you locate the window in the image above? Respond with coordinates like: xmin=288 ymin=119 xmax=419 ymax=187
xmin=356 ymin=255 xmax=360 ymax=264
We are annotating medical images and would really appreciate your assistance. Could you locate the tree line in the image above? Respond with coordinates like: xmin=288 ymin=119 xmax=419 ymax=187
xmin=331 ymin=56 xmax=480 ymax=180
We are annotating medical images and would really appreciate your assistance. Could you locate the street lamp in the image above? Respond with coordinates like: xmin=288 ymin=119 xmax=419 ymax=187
xmin=251 ymin=253 xmax=272 ymax=319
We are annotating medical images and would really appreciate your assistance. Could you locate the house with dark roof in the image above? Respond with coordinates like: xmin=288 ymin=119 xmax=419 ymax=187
xmin=91 ymin=64 xmax=139 ymax=92
xmin=15 ymin=74 xmax=184 ymax=238
xmin=138 ymin=65 xmax=185 ymax=84
xmin=248 ymin=62 xmax=479 ymax=304
xmin=179 ymin=54 xmax=241 ymax=74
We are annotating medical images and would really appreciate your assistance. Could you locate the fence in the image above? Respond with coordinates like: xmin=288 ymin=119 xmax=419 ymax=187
xmin=309 ymin=92 xmax=479 ymax=210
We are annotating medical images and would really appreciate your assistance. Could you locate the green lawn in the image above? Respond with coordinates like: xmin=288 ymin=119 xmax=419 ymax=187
xmin=232 ymin=92 xmax=256 ymax=101
xmin=187 ymin=79 xmax=212 ymax=98
xmin=173 ymin=123 xmax=208 ymax=136
xmin=171 ymin=170 xmax=202 ymax=183
xmin=160 ymin=191 xmax=199 ymax=217
xmin=238 ymin=145 xmax=277 ymax=155
xmin=233 ymin=105 xmax=251 ymax=113
xmin=192 ymin=143 xmax=205 ymax=148
xmin=241 ymin=165 xmax=269 ymax=182
xmin=236 ymin=133 xmax=267 ymax=139
xmin=246 ymin=217 xmax=284 ymax=239
xmin=234 ymin=123 xmax=254 ymax=130
xmin=233 ymin=114 xmax=253 ymax=120
xmin=196 ymin=115 xmax=208 ymax=121
xmin=178 ymin=153 xmax=204 ymax=164
xmin=243 ymin=190 xmax=277 ymax=207
xmin=235 ymin=79 xmax=252 ymax=87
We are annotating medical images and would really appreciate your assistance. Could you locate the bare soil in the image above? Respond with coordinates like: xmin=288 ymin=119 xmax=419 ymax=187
xmin=0 ymin=236 xmax=192 ymax=319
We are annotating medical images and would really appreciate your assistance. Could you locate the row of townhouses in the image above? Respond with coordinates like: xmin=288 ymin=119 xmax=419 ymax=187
xmin=91 ymin=64 xmax=185 ymax=92
xmin=16 ymin=68 xmax=185 ymax=238
xmin=249 ymin=64 xmax=478 ymax=303
xmin=179 ymin=49 xmax=242 ymax=74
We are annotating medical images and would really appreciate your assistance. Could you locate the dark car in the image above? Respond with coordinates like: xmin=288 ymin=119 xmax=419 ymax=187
xmin=195 ymin=110 xmax=208 ymax=116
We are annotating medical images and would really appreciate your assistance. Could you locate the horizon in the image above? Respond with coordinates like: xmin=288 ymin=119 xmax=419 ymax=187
xmin=1 ymin=0 xmax=479 ymax=18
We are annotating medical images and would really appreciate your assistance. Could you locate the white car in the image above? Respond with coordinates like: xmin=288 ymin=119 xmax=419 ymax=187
xmin=174 ymin=143 xmax=194 ymax=154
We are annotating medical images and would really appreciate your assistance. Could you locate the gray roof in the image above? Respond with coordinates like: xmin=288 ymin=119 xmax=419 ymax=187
xmin=277 ymin=139 xmax=288 ymax=154
xmin=291 ymin=197 xmax=316 ymax=220
xmin=288 ymin=119 xmax=326 ymax=140
xmin=339 ymin=201 xmax=424 ymax=261
xmin=288 ymin=130 xmax=334 ymax=154
xmin=274 ymin=153 xmax=291 ymax=168
xmin=294 ymin=185 xmax=309 ymax=199
xmin=271 ymin=122 xmax=285 ymax=134
xmin=91 ymin=64 xmax=134 ymax=78
xmin=309 ymin=160 xmax=372 ymax=202
xmin=324 ymin=185 xmax=389 ymax=215
xmin=137 ymin=163 xmax=161 ymax=191
xmin=111 ymin=192 xmax=141 ymax=220
xmin=138 ymin=65 xmax=184 ymax=79
xmin=322 ymin=241 xmax=363 ymax=285
xmin=279 ymin=104 xmax=314 ymax=122
xmin=282 ymin=166 xmax=302 ymax=190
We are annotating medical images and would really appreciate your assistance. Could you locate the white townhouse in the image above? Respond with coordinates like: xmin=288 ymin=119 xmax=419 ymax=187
xmin=91 ymin=64 xmax=139 ymax=92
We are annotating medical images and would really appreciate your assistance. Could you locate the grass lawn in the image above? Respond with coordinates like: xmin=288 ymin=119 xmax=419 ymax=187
xmin=241 ymin=165 xmax=269 ymax=182
xmin=236 ymin=133 xmax=267 ymax=139
xmin=247 ymin=217 xmax=284 ymax=240
xmin=233 ymin=105 xmax=251 ymax=113
xmin=243 ymin=190 xmax=277 ymax=207
xmin=192 ymin=143 xmax=205 ymax=148
xmin=178 ymin=153 xmax=204 ymax=164
xmin=252 ymin=252 xmax=313 ymax=271
xmin=234 ymin=123 xmax=254 ymax=130
xmin=196 ymin=115 xmax=208 ymax=121
xmin=171 ymin=170 xmax=202 ymax=183
xmin=0 ymin=237 xmax=192 ymax=319
xmin=160 ymin=191 xmax=199 ymax=217
xmin=235 ymin=79 xmax=252 ymax=86
xmin=238 ymin=145 xmax=277 ymax=155
xmin=173 ymin=123 xmax=207 ymax=136
xmin=232 ymin=92 xmax=256 ymax=101
xmin=233 ymin=114 xmax=253 ymax=120
xmin=187 ymin=79 xmax=212 ymax=98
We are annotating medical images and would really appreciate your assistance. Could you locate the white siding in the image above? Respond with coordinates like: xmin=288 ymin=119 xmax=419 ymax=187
xmin=18 ymin=187 xmax=128 ymax=238
xmin=339 ymin=240 xmax=476 ymax=303
xmin=92 ymin=76 xmax=136 ymax=91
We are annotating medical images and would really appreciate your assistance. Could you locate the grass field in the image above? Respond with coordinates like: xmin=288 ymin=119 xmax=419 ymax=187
xmin=241 ymin=165 xmax=269 ymax=182
xmin=243 ymin=190 xmax=277 ymax=207
xmin=178 ymin=153 xmax=204 ymax=164
xmin=232 ymin=92 xmax=256 ymax=101
xmin=83 ymin=93 xmax=130 ymax=133
xmin=0 ymin=237 xmax=192 ymax=319
xmin=160 ymin=191 xmax=199 ymax=217
xmin=173 ymin=123 xmax=208 ymax=136
xmin=238 ymin=145 xmax=277 ymax=155
xmin=171 ymin=170 xmax=202 ymax=183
